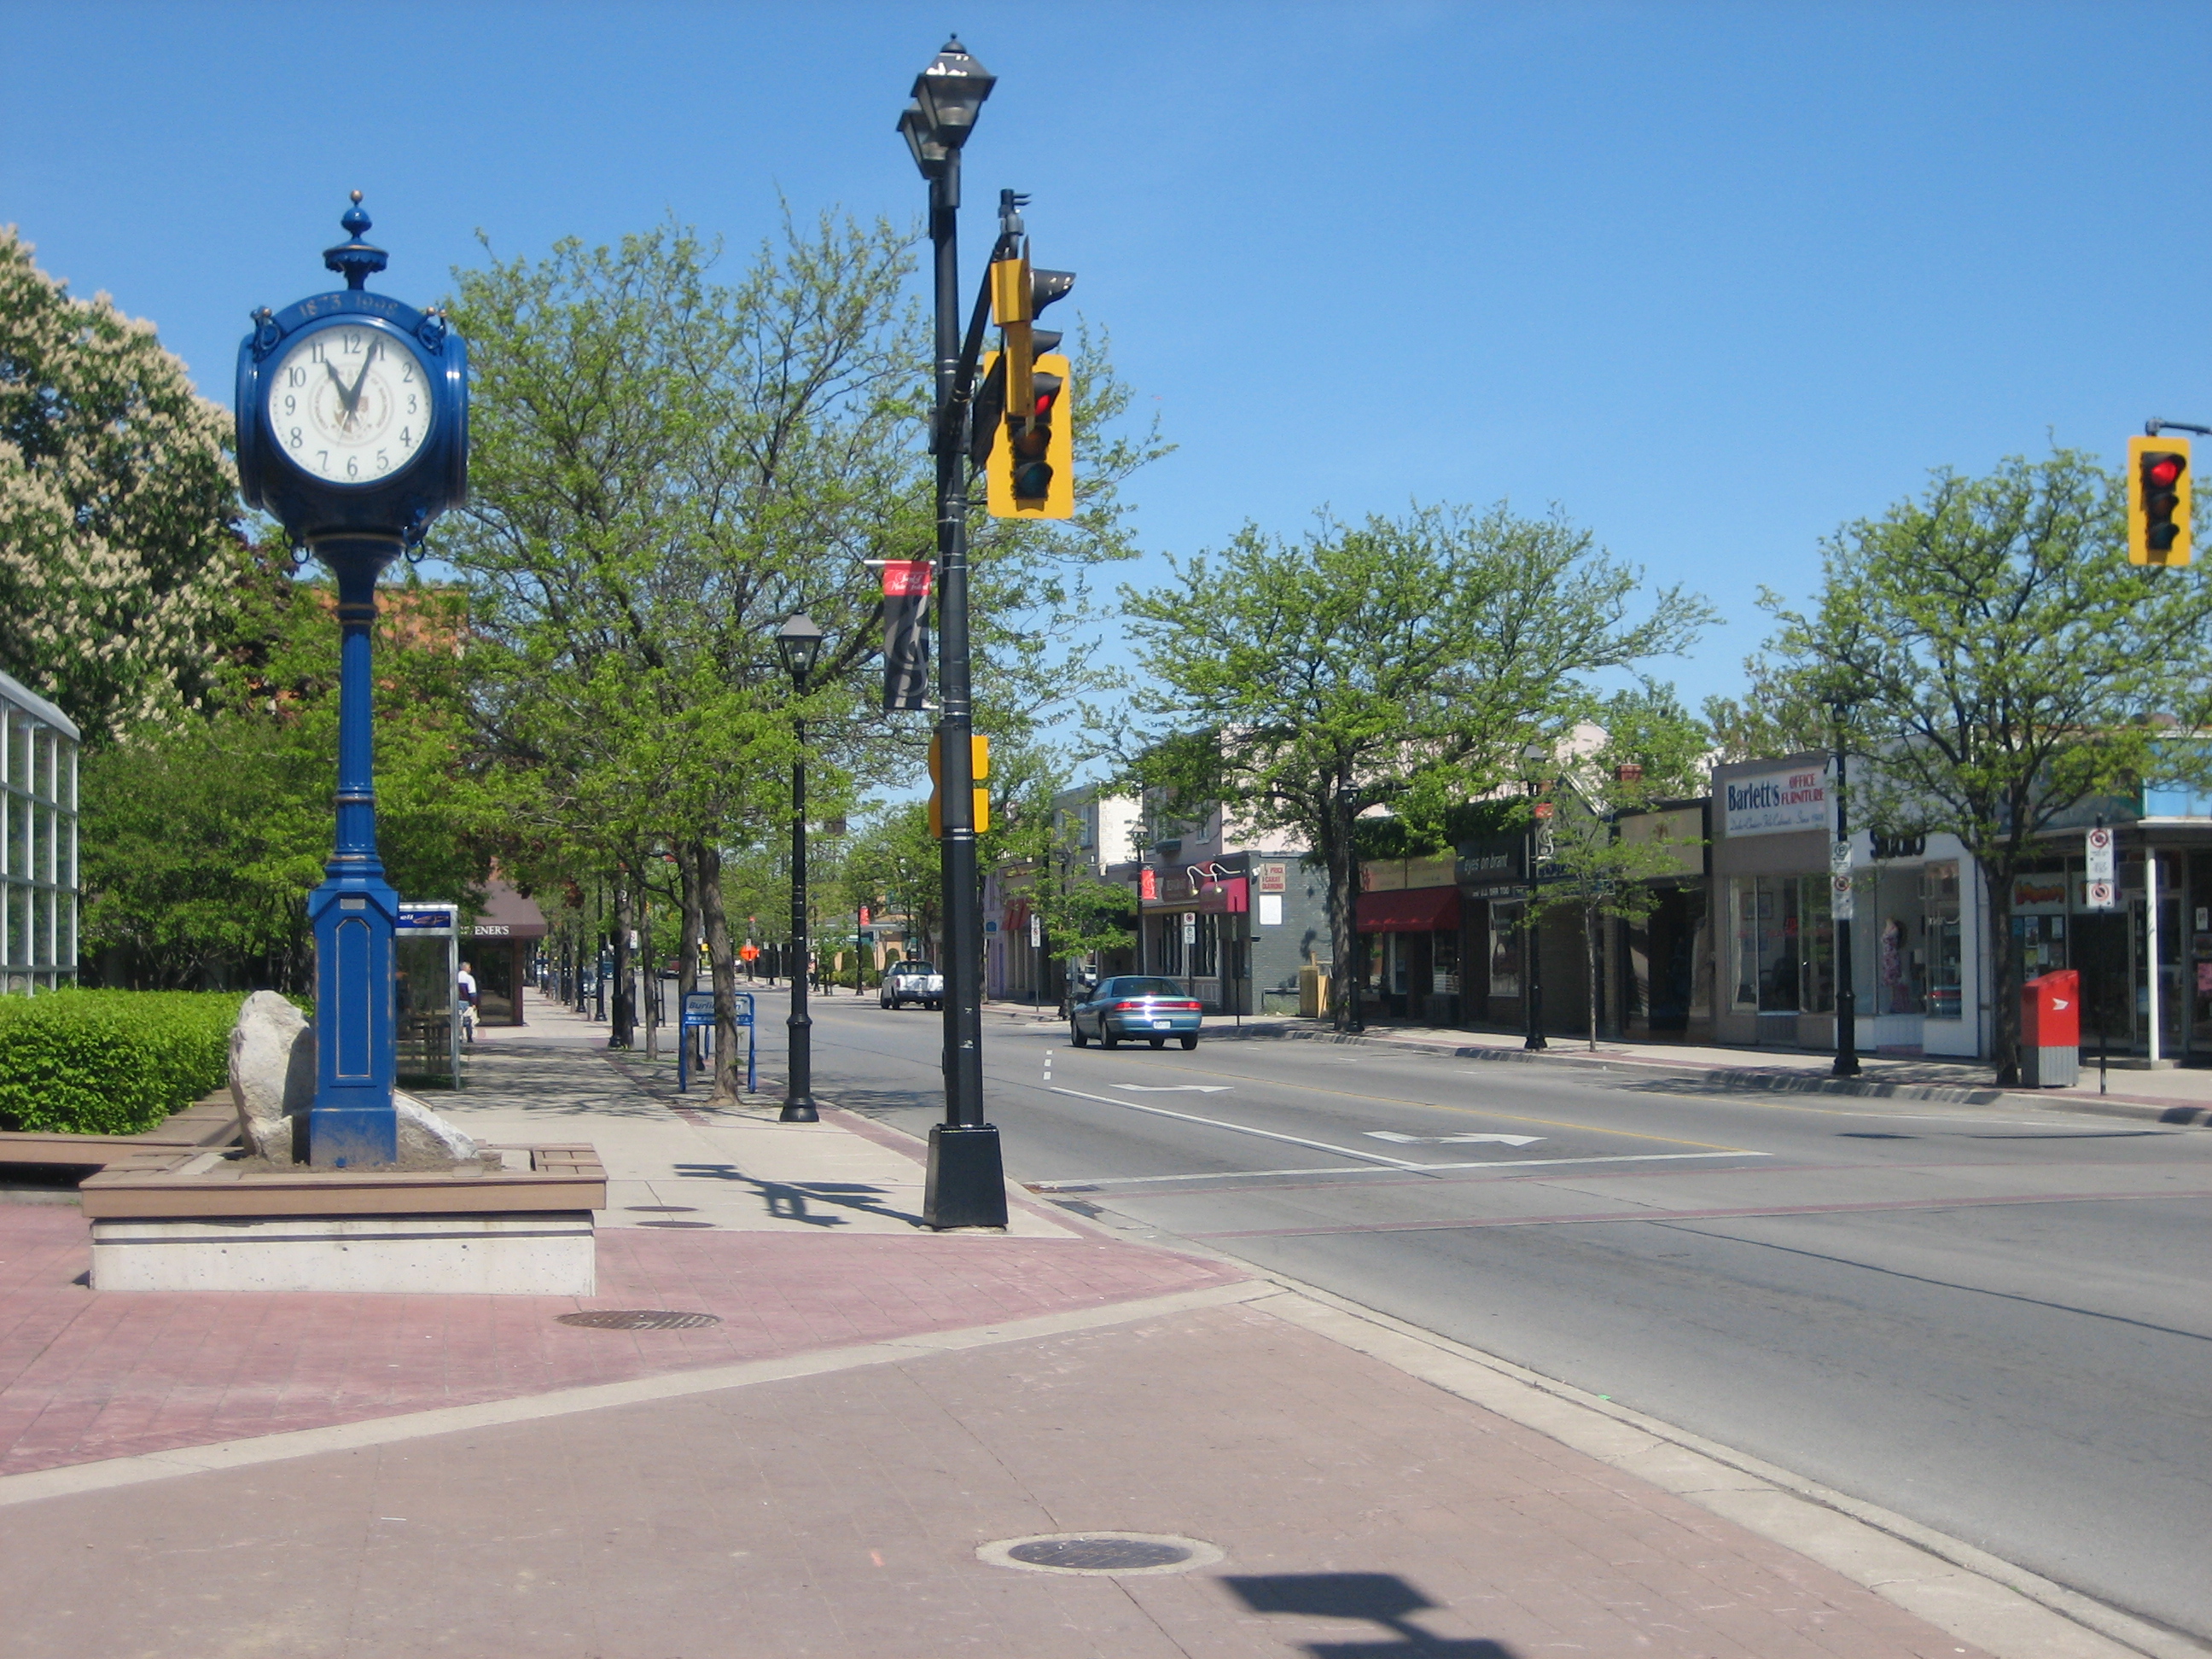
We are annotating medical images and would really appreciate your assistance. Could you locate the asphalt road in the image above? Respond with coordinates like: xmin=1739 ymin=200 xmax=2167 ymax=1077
xmin=792 ymin=992 xmax=2212 ymax=1644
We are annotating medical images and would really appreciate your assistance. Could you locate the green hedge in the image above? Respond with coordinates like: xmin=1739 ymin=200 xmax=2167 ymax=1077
xmin=0 ymin=990 xmax=247 ymax=1136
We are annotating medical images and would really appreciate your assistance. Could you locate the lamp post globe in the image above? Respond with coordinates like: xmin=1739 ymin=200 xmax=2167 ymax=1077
xmin=777 ymin=613 xmax=826 ymax=1123
xmin=898 ymin=40 xmax=1008 ymax=1230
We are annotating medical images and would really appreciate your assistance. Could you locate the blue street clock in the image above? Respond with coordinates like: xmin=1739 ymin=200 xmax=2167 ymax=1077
xmin=235 ymin=195 xmax=469 ymax=1167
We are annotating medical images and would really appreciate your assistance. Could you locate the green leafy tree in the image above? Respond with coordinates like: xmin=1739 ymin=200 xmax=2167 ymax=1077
xmin=1522 ymin=689 xmax=1711 ymax=1050
xmin=0 ymin=228 xmax=242 ymax=740
xmin=1122 ymin=503 xmax=1711 ymax=1030
xmin=1738 ymin=449 xmax=2212 ymax=1084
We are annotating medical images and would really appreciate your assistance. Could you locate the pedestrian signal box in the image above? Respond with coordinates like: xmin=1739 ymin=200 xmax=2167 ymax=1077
xmin=927 ymin=731 xmax=991 ymax=836
xmin=2128 ymin=434 xmax=2192 ymax=566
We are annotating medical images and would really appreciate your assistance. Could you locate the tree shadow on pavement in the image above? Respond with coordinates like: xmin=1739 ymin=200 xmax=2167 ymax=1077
xmin=1220 ymin=1573 xmax=1516 ymax=1656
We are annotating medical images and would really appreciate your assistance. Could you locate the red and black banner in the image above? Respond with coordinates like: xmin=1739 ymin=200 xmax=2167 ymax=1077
xmin=881 ymin=559 xmax=933 ymax=713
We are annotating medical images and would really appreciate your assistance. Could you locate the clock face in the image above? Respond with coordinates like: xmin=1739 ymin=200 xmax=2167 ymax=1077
xmin=265 ymin=324 xmax=434 ymax=486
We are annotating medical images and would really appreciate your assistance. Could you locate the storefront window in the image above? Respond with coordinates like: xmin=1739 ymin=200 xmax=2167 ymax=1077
xmin=1730 ymin=875 xmax=1834 ymax=1014
xmin=1190 ymin=913 xmax=1220 ymax=977
xmin=1489 ymin=904 xmax=1522 ymax=998
xmin=1433 ymin=929 xmax=1460 ymax=996
xmin=1924 ymin=861 xmax=1961 ymax=1020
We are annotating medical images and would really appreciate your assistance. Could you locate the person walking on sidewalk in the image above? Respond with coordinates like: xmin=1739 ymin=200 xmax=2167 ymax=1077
xmin=457 ymin=960 xmax=479 ymax=1044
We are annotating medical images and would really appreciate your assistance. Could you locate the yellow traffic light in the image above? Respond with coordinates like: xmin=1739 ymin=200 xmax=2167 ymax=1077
xmin=2128 ymin=434 xmax=2192 ymax=566
xmin=982 ymin=349 xmax=1074 ymax=519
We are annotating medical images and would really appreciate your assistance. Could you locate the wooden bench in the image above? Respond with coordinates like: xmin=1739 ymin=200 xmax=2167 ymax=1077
xmin=0 ymin=1091 xmax=240 ymax=1171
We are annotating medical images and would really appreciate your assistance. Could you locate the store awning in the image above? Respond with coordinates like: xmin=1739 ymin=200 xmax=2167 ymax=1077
xmin=1356 ymin=886 xmax=1460 ymax=934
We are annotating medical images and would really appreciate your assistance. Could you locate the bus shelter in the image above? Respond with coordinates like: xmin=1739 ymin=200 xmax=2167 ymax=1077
xmin=395 ymin=902 xmax=463 ymax=1087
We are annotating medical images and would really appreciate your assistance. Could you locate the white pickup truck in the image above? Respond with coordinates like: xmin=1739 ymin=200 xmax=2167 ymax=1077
xmin=880 ymin=960 xmax=945 ymax=1010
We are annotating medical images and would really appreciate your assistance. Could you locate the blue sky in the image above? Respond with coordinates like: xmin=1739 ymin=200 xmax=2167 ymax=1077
xmin=7 ymin=1 xmax=2208 ymax=719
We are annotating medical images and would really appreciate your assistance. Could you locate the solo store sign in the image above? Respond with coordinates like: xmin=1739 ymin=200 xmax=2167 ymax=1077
xmin=1724 ymin=765 xmax=1831 ymax=838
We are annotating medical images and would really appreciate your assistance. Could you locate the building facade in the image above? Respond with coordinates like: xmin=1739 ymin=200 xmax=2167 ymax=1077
xmin=1 ymin=669 xmax=79 ymax=996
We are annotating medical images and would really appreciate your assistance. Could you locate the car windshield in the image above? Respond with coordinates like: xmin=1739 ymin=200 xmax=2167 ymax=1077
xmin=894 ymin=962 xmax=936 ymax=975
xmin=1105 ymin=977 xmax=1189 ymax=998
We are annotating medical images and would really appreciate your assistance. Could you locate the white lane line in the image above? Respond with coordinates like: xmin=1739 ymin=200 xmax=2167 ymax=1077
xmin=1113 ymin=1084 xmax=1232 ymax=1094
xmin=1033 ymin=1149 xmax=1772 ymax=1190
xmin=1033 ymin=1165 xmax=1377 ymax=1190
xmin=1368 ymin=1132 xmax=1544 ymax=1146
xmin=1409 ymin=1151 xmax=1770 ymax=1172
xmin=1045 ymin=1085 xmax=1427 ymax=1169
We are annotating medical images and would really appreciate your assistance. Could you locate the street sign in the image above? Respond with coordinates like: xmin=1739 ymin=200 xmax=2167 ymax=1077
xmin=1830 ymin=841 xmax=1854 ymax=922
xmin=1029 ymin=912 xmax=1042 ymax=948
xmin=678 ymin=989 xmax=754 ymax=1094
xmin=1181 ymin=911 xmax=1197 ymax=945
xmin=2086 ymin=826 xmax=2116 ymax=911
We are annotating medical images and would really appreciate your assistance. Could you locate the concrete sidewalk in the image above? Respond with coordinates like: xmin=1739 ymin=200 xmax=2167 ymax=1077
xmin=0 ymin=1004 xmax=2176 ymax=1658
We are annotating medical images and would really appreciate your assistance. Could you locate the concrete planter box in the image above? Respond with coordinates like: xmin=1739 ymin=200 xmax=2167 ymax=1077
xmin=79 ymin=1144 xmax=606 ymax=1295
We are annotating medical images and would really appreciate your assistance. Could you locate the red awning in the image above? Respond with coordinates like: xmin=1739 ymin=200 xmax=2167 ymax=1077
xmin=1355 ymin=886 xmax=1460 ymax=934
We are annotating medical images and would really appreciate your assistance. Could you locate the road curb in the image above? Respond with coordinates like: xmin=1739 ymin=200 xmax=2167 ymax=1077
xmin=1202 ymin=1021 xmax=2212 ymax=1126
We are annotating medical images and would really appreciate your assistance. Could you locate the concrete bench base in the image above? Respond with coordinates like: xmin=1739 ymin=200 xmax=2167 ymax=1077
xmin=90 ymin=1210 xmax=597 ymax=1295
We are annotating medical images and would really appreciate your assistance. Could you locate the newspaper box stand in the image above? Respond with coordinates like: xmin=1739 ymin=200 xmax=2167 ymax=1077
xmin=2022 ymin=968 xmax=2080 ymax=1088
xmin=678 ymin=989 xmax=755 ymax=1094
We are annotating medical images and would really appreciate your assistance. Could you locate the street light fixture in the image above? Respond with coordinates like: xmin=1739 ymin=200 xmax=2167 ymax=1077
xmin=1523 ymin=742 xmax=1549 ymax=1052
xmin=776 ymin=613 xmax=827 ymax=1123
xmin=897 ymin=39 xmax=1008 ymax=1231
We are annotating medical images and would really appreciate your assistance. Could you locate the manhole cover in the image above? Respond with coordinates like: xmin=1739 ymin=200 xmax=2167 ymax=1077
xmin=557 ymin=1310 xmax=722 ymax=1330
xmin=978 ymin=1532 xmax=1222 ymax=1576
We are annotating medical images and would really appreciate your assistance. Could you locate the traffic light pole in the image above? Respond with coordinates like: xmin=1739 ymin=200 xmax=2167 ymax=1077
xmin=923 ymin=146 xmax=1008 ymax=1231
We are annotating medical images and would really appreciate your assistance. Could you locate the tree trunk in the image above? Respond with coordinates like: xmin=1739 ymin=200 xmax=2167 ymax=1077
xmin=1327 ymin=801 xmax=1361 ymax=1033
xmin=677 ymin=843 xmax=703 ymax=1075
xmin=1982 ymin=853 xmax=2020 ymax=1086
xmin=696 ymin=841 xmax=748 ymax=1103
xmin=1586 ymin=900 xmax=1599 ymax=1052
xmin=609 ymin=872 xmax=636 ymax=1050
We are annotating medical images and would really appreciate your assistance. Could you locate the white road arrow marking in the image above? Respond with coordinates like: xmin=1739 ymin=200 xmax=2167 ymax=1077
xmin=1111 ymin=1084 xmax=1231 ymax=1094
xmin=1366 ymin=1132 xmax=1545 ymax=1146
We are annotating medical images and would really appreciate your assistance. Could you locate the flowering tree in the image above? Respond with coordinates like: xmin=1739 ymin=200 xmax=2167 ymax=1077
xmin=0 ymin=228 xmax=241 ymax=740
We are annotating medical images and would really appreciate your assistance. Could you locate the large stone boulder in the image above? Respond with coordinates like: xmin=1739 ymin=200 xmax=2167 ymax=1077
xmin=395 ymin=1091 xmax=478 ymax=1162
xmin=229 ymin=992 xmax=314 ymax=1161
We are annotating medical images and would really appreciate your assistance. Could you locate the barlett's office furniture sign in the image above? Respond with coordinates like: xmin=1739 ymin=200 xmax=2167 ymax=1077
xmin=1725 ymin=765 xmax=1831 ymax=837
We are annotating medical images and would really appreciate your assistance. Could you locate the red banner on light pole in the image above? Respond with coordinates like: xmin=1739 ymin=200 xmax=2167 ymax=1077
xmin=881 ymin=560 xmax=933 ymax=713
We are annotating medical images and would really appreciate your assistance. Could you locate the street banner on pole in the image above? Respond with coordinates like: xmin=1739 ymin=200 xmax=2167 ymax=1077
xmin=881 ymin=559 xmax=933 ymax=712
xmin=1830 ymin=839 xmax=1854 ymax=922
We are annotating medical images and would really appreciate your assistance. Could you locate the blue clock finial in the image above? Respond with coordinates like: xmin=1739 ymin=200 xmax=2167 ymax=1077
xmin=323 ymin=189 xmax=388 ymax=291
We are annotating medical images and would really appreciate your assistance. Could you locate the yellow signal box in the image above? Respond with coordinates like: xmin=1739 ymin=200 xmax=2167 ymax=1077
xmin=2128 ymin=434 xmax=2192 ymax=566
xmin=981 ymin=350 xmax=1074 ymax=520
xmin=927 ymin=732 xmax=991 ymax=835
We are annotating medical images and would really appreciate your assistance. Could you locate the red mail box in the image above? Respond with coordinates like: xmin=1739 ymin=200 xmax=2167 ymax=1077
xmin=2022 ymin=969 xmax=2080 ymax=1049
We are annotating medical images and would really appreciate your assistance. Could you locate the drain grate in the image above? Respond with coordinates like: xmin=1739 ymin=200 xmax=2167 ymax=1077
xmin=979 ymin=1532 xmax=1223 ymax=1576
xmin=558 ymin=1309 xmax=722 ymax=1330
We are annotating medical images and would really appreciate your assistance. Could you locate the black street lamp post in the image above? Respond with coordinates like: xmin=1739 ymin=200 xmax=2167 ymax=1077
xmin=899 ymin=39 xmax=1009 ymax=1229
xmin=777 ymin=614 xmax=825 ymax=1123
xmin=1523 ymin=743 xmax=1548 ymax=1051
xmin=1830 ymin=704 xmax=1861 ymax=1079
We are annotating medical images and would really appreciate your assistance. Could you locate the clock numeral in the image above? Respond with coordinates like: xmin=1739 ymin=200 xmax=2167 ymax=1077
xmin=345 ymin=455 xmax=360 ymax=480
xmin=308 ymin=341 xmax=325 ymax=364
xmin=287 ymin=367 xmax=306 ymax=387
xmin=288 ymin=426 xmax=303 ymax=449
xmin=401 ymin=364 xmax=415 ymax=383
xmin=315 ymin=451 xmax=329 ymax=472
xmin=399 ymin=428 xmax=411 ymax=447
xmin=407 ymin=395 xmax=418 ymax=414
xmin=282 ymin=395 xmax=296 ymax=416
xmin=376 ymin=450 xmax=390 ymax=472
xmin=342 ymin=331 xmax=364 ymax=356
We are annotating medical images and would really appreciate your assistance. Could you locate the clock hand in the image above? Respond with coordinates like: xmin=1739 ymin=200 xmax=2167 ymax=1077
xmin=346 ymin=352 xmax=375 ymax=412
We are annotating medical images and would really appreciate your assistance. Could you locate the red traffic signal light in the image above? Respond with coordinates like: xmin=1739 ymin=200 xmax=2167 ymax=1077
xmin=2128 ymin=434 xmax=2193 ymax=566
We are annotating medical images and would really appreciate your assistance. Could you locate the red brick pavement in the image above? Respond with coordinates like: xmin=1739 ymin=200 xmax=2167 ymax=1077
xmin=0 ymin=1203 xmax=1242 ymax=1476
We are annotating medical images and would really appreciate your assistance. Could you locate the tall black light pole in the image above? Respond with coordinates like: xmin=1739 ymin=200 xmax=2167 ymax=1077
xmin=1830 ymin=702 xmax=1861 ymax=1078
xmin=900 ymin=40 xmax=1009 ymax=1228
xmin=1523 ymin=742 xmax=1548 ymax=1051
xmin=777 ymin=614 xmax=825 ymax=1122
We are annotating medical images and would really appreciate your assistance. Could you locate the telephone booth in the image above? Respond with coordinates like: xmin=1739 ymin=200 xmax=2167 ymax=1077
xmin=394 ymin=902 xmax=462 ymax=1087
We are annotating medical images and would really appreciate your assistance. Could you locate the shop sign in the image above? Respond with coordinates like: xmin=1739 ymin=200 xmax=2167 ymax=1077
xmin=1257 ymin=862 xmax=1288 ymax=894
xmin=1723 ymin=764 xmax=1831 ymax=838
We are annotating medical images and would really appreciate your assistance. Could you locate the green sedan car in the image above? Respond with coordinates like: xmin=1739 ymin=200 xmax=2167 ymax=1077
xmin=1070 ymin=975 xmax=1204 ymax=1050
